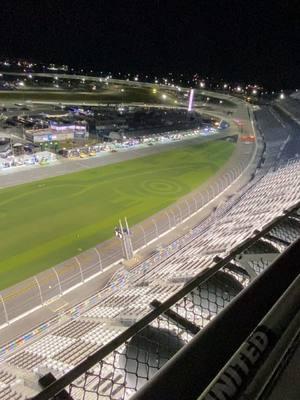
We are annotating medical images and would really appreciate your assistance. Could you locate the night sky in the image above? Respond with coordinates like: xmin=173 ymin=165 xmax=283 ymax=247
xmin=0 ymin=0 xmax=299 ymax=89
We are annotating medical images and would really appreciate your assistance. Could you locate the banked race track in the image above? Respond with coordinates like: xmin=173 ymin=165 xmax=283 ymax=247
xmin=0 ymin=78 xmax=258 ymax=336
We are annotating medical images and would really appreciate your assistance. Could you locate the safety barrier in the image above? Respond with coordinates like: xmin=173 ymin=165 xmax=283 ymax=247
xmin=30 ymin=203 xmax=300 ymax=400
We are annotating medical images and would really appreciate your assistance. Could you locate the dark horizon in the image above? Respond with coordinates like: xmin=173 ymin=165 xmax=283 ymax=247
xmin=0 ymin=0 xmax=299 ymax=90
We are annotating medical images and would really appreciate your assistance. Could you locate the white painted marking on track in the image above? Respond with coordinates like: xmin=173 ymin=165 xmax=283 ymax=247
xmin=269 ymin=108 xmax=287 ymax=128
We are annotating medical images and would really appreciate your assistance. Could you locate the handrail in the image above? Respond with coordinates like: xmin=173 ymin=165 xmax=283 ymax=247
xmin=31 ymin=202 xmax=300 ymax=400
xmin=198 ymin=268 xmax=300 ymax=400
xmin=131 ymin=239 xmax=300 ymax=400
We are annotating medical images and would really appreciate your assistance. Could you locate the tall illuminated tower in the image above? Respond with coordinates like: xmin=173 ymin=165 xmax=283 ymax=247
xmin=188 ymin=88 xmax=195 ymax=112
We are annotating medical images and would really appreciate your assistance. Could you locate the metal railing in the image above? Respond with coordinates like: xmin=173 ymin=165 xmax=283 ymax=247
xmin=30 ymin=203 xmax=300 ymax=400
xmin=0 ymin=135 xmax=256 ymax=327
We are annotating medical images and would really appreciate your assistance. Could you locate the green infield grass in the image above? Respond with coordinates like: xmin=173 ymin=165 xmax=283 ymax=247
xmin=0 ymin=86 xmax=176 ymax=105
xmin=0 ymin=140 xmax=235 ymax=289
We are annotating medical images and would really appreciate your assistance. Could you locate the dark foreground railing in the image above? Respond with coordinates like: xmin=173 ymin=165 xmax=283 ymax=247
xmin=198 ymin=271 xmax=300 ymax=400
xmin=132 ymin=238 xmax=300 ymax=400
xmin=31 ymin=203 xmax=300 ymax=400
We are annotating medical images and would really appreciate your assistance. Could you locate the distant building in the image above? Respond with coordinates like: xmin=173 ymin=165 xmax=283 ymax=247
xmin=25 ymin=122 xmax=88 ymax=143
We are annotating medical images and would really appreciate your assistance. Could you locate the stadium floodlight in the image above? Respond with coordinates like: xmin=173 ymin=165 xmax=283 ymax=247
xmin=188 ymin=89 xmax=195 ymax=112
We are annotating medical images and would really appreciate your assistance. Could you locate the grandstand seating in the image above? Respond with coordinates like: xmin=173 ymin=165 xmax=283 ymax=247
xmin=1 ymin=106 xmax=300 ymax=399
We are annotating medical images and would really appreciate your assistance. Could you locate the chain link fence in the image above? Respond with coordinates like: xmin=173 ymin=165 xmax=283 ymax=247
xmin=0 ymin=137 xmax=257 ymax=327
xmin=28 ymin=203 xmax=300 ymax=400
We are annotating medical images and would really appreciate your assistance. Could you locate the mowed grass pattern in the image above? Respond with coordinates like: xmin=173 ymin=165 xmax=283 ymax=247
xmin=0 ymin=141 xmax=234 ymax=289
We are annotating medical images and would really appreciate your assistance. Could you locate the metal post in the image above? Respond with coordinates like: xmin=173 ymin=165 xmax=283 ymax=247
xmin=125 ymin=217 xmax=130 ymax=235
xmin=176 ymin=204 xmax=183 ymax=222
xmin=198 ymin=193 xmax=205 ymax=207
xmin=52 ymin=267 xmax=62 ymax=296
xmin=224 ymin=173 xmax=230 ymax=186
xmin=75 ymin=256 xmax=84 ymax=282
xmin=228 ymin=171 xmax=233 ymax=184
xmin=192 ymin=194 xmax=198 ymax=212
xmin=216 ymin=181 xmax=221 ymax=195
xmin=164 ymin=211 xmax=172 ymax=229
xmin=204 ymin=188 xmax=210 ymax=202
xmin=94 ymin=247 xmax=103 ymax=271
xmin=0 ymin=293 xmax=9 ymax=324
xmin=119 ymin=219 xmax=129 ymax=259
xmin=185 ymin=199 xmax=191 ymax=216
xmin=34 ymin=276 xmax=44 ymax=305
xmin=150 ymin=299 xmax=200 ymax=335
xmin=125 ymin=217 xmax=134 ymax=257
xmin=212 ymin=184 xmax=217 ymax=198
xmin=170 ymin=208 xmax=177 ymax=227
xmin=152 ymin=218 xmax=159 ymax=237
xmin=139 ymin=224 xmax=147 ymax=246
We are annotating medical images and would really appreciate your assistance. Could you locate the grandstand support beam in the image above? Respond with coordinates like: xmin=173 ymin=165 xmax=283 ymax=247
xmin=94 ymin=247 xmax=103 ymax=271
xmin=39 ymin=372 xmax=73 ymax=400
xmin=150 ymin=299 xmax=200 ymax=336
xmin=289 ymin=214 xmax=300 ymax=223
xmin=239 ymin=253 xmax=278 ymax=264
xmin=265 ymin=233 xmax=291 ymax=246
xmin=287 ymin=215 xmax=300 ymax=228
xmin=214 ymin=256 xmax=256 ymax=281
xmin=52 ymin=267 xmax=62 ymax=296
xmin=34 ymin=276 xmax=44 ymax=305
xmin=74 ymin=256 xmax=84 ymax=283
xmin=228 ymin=260 xmax=257 ymax=281
xmin=0 ymin=294 xmax=9 ymax=324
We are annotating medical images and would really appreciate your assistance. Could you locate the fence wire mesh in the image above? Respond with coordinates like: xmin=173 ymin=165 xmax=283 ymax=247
xmin=57 ymin=260 xmax=265 ymax=399
xmin=27 ymin=205 xmax=300 ymax=400
xmin=0 ymin=139 xmax=252 ymax=327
